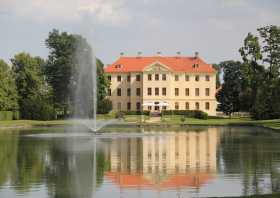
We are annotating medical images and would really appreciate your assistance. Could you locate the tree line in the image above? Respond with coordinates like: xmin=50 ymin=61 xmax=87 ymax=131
xmin=0 ymin=29 xmax=111 ymax=120
xmin=217 ymin=25 xmax=280 ymax=120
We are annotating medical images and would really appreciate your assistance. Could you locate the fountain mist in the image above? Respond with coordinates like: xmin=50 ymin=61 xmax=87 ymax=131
xmin=73 ymin=36 xmax=97 ymax=131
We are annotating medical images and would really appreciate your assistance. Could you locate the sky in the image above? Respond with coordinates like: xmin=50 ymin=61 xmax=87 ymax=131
xmin=0 ymin=0 xmax=280 ymax=65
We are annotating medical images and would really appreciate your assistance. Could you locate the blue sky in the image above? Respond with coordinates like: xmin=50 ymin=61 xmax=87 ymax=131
xmin=0 ymin=0 xmax=280 ymax=65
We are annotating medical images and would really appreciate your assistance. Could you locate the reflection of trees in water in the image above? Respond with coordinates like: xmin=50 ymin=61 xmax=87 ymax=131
xmin=0 ymin=131 xmax=19 ymax=186
xmin=13 ymin=136 xmax=49 ymax=192
xmin=45 ymin=139 xmax=100 ymax=198
xmin=219 ymin=127 xmax=280 ymax=196
xmin=0 ymin=133 xmax=109 ymax=198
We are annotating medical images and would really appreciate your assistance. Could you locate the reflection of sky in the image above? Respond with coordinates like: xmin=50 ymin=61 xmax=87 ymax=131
xmin=0 ymin=184 xmax=49 ymax=198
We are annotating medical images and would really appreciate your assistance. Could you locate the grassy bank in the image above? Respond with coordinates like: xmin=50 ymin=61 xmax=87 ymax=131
xmin=160 ymin=115 xmax=280 ymax=130
xmin=121 ymin=115 xmax=280 ymax=131
xmin=0 ymin=115 xmax=280 ymax=131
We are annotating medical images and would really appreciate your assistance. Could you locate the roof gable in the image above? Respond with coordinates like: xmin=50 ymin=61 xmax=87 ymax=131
xmin=143 ymin=61 xmax=172 ymax=72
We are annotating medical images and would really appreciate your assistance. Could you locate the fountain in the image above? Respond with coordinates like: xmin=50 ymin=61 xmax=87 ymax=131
xmin=72 ymin=35 xmax=116 ymax=132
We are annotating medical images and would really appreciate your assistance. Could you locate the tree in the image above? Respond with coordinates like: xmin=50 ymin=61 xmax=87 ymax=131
xmin=45 ymin=29 xmax=111 ymax=117
xmin=96 ymin=59 xmax=111 ymax=114
xmin=216 ymin=61 xmax=243 ymax=116
xmin=212 ymin=63 xmax=221 ymax=88
xmin=239 ymin=26 xmax=280 ymax=119
xmin=258 ymin=25 xmax=280 ymax=79
xmin=0 ymin=59 xmax=18 ymax=111
xmin=11 ymin=53 xmax=54 ymax=120
xmin=45 ymin=29 xmax=76 ymax=116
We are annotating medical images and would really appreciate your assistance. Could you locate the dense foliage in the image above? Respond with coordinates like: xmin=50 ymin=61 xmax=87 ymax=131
xmin=161 ymin=110 xmax=208 ymax=119
xmin=217 ymin=25 xmax=280 ymax=119
xmin=0 ymin=59 xmax=18 ymax=111
xmin=11 ymin=53 xmax=55 ymax=120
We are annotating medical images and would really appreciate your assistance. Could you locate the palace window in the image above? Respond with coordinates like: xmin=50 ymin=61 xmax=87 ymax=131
xmin=206 ymin=75 xmax=210 ymax=81
xmin=148 ymin=74 xmax=152 ymax=81
xmin=162 ymin=88 xmax=166 ymax=96
xmin=127 ymin=102 xmax=131 ymax=110
xmin=148 ymin=106 xmax=152 ymax=110
xmin=107 ymin=75 xmax=111 ymax=81
xmin=136 ymin=102 xmax=141 ymax=110
xmin=206 ymin=88 xmax=210 ymax=96
xmin=148 ymin=88 xmax=152 ymax=96
xmin=195 ymin=75 xmax=200 ymax=81
xmin=195 ymin=88 xmax=200 ymax=96
xmin=175 ymin=88 xmax=179 ymax=96
xmin=175 ymin=102 xmax=179 ymax=110
xmin=155 ymin=74 xmax=159 ymax=81
xmin=175 ymin=75 xmax=179 ymax=81
xmin=205 ymin=102 xmax=210 ymax=110
xmin=162 ymin=74 xmax=166 ymax=81
xmin=117 ymin=75 xmax=122 ymax=82
xmin=195 ymin=102 xmax=200 ymax=110
xmin=127 ymin=75 xmax=131 ymax=82
xmin=127 ymin=88 xmax=131 ymax=96
xmin=185 ymin=75 xmax=189 ymax=81
xmin=136 ymin=88 xmax=141 ymax=96
xmin=155 ymin=88 xmax=159 ymax=96
xmin=136 ymin=74 xmax=141 ymax=81
xmin=185 ymin=102 xmax=189 ymax=110
xmin=185 ymin=88 xmax=189 ymax=96
xmin=117 ymin=88 xmax=121 ymax=96
xmin=108 ymin=88 xmax=111 ymax=96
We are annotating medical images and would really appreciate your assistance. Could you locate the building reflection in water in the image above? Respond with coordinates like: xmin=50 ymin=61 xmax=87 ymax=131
xmin=104 ymin=128 xmax=219 ymax=190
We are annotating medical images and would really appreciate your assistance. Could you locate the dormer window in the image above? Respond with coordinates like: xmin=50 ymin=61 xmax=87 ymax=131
xmin=192 ymin=64 xmax=199 ymax=68
xmin=115 ymin=64 xmax=122 ymax=69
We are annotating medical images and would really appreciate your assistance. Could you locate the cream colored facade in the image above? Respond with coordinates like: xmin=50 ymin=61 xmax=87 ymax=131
xmin=106 ymin=61 xmax=217 ymax=116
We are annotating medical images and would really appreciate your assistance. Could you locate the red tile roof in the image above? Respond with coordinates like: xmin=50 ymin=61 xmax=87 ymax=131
xmin=105 ymin=56 xmax=216 ymax=73
xmin=105 ymin=171 xmax=214 ymax=189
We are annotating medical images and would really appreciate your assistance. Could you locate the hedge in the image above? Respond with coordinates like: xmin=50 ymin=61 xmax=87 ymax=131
xmin=120 ymin=111 xmax=151 ymax=116
xmin=161 ymin=110 xmax=208 ymax=119
xmin=0 ymin=111 xmax=20 ymax=120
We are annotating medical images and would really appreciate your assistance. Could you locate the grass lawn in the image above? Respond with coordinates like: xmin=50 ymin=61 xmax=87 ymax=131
xmin=161 ymin=115 xmax=280 ymax=130
xmin=0 ymin=114 xmax=279 ymax=131
xmin=0 ymin=114 xmax=115 ymax=128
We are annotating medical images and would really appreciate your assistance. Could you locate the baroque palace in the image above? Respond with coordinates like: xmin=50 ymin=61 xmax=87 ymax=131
xmin=104 ymin=53 xmax=217 ymax=116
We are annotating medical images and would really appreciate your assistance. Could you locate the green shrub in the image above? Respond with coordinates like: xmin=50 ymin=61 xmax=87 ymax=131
xmin=115 ymin=111 xmax=125 ymax=119
xmin=120 ymin=111 xmax=150 ymax=116
xmin=194 ymin=111 xmax=208 ymax=119
xmin=98 ymin=99 xmax=112 ymax=114
xmin=0 ymin=111 xmax=13 ymax=120
xmin=180 ymin=116 xmax=186 ymax=123
xmin=20 ymin=98 xmax=56 ymax=120
xmin=13 ymin=111 xmax=20 ymax=120
xmin=162 ymin=110 xmax=208 ymax=119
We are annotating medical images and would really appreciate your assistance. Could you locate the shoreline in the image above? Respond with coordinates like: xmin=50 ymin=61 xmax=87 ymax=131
xmin=0 ymin=118 xmax=279 ymax=132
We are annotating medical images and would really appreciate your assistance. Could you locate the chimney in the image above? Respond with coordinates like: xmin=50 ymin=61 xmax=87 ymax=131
xmin=176 ymin=51 xmax=181 ymax=59
xmin=136 ymin=51 xmax=142 ymax=59
xmin=120 ymin=52 xmax=124 ymax=56
xmin=194 ymin=51 xmax=199 ymax=58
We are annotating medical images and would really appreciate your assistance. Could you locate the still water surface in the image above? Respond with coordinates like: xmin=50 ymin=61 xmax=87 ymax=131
xmin=0 ymin=126 xmax=280 ymax=198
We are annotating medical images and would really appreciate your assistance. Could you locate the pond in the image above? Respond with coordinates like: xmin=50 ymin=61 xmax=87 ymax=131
xmin=0 ymin=126 xmax=280 ymax=198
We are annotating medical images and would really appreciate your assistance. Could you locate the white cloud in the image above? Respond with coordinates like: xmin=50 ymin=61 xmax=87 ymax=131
xmin=0 ymin=0 xmax=130 ymax=25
